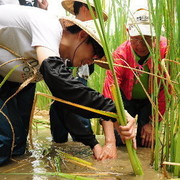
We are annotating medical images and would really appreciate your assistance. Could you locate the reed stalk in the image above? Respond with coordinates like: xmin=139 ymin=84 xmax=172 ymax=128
xmin=148 ymin=0 xmax=163 ymax=170
xmin=149 ymin=0 xmax=180 ymax=177
xmin=86 ymin=0 xmax=143 ymax=175
xmin=35 ymin=92 xmax=117 ymax=119
xmin=0 ymin=172 xmax=96 ymax=180
xmin=54 ymin=156 xmax=61 ymax=172
xmin=0 ymin=65 xmax=20 ymax=88
xmin=111 ymin=84 xmax=143 ymax=175
xmin=57 ymin=150 xmax=93 ymax=166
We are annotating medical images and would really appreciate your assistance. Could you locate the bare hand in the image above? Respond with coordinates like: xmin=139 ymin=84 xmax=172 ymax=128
xmin=38 ymin=0 xmax=48 ymax=10
xmin=92 ymin=144 xmax=103 ymax=160
xmin=99 ymin=142 xmax=117 ymax=160
xmin=141 ymin=123 xmax=153 ymax=147
xmin=99 ymin=120 xmax=117 ymax=160
xmin=114 ymin=111 xmax=137 ymax=149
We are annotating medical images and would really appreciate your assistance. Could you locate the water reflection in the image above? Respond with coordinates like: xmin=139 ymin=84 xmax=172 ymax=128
xmin=0 ymin=128 xmax=166 ymax=180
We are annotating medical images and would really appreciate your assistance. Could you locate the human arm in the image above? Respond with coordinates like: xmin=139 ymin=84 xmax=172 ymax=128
xmin=157 ymin=36 xmax=167 ymax=120
xmin=94 ymin=110 xmax=137 ymax=161
xmin=36 ymin=46 xmax=58 ymax=65
xmin=35 ymin=47 xmax=100 ymax=148
xmin=158 ymin=88 xmax=166 ymax=120
xmin=39 ymin=56 xmax=117 ymax=121
xmin=96 ymin=120 xmax=117 ymax=160
xmin=38 ymin=0 xmax=48 ymax=10
xmin=94 ymin=112 xmax=137 ymax=160
xmin=37 ymin=54 xmax=117 ymax=151
xmin=139 ymin=37 xmax=167 ymax=147
xmin=36 ymin=48 xmax=134 ymax=152
xmin=142 ymin=37 xmax=167 ymax=147
xmin=140 ymin=79 xmax=166 ymax=148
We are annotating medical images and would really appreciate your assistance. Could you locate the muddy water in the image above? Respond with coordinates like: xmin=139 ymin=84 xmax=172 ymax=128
xmin=0 ymin=128 xmax=166 ymax=180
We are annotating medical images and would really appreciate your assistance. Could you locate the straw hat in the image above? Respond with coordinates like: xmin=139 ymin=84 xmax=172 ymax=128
xmin=127 ymin=8 xmax=155 ymax=37
xmin=60 ymin=16 xmax=102 ymax=46
xmin=60 ymin=16 xmax=110 ymax=69
xmin=61 ymin=0 xmax=108 ymax=21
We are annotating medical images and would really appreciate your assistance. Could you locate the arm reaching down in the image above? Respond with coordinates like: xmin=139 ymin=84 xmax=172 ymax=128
xmin=39 ymin=56 xmax=117 ymax=121
xmin=99 ymin=120 xmax=117 ymax=160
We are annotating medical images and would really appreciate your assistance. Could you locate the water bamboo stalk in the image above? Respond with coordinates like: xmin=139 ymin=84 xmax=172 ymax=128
xmin=149 ymin=0 xmax=180 ymax=177
xmin=111 ymin=84 xmax=143 ymax=175
xmin=58 ymin=150 xmax=92 ymax=166
xmin=87 ymin=0 xmax=144 ymax=175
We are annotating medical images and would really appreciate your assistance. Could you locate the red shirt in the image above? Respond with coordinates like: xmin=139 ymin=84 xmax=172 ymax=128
xmin=103 ymin=36 xmax=167 ymax=119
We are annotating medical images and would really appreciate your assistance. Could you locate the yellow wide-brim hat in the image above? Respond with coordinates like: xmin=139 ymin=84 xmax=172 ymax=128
xmin=61 ymin=0 xmax=108 ymax=21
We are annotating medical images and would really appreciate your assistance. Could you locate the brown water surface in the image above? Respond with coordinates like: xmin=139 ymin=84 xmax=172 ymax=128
xmin=0 ymin=127 xmax=167 ymax=180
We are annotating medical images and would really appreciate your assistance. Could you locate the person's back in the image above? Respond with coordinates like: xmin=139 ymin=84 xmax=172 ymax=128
xmin=0 ymin=0 xmax=48 ymax=165
xmin=0 ymin=5 xmax=61 ymax=82
xmin=0 ymin=4 xmax=137 ymax=166
xmin=0 ymin=0 xmax=19 ymax=5
xmin=0 ymin=5 xmax=61 ymax=165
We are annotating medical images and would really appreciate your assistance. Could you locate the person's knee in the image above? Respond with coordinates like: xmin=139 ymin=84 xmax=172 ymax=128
xmin=52 ymin=133 xmax=68 ymax=143
xmin=0 ymin=137 xmax=13 ymax=166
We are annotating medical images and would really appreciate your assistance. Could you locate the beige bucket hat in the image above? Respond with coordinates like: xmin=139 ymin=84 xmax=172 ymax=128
xmin=60 ymin=16 xmax=110 ymax=69
xmin=127 ymin=8 xmax=155 ymax=37
xmin=60 ymin=16 xmax=102 ymax=46
xmin=61 ymin=0 xmax=108 ymax=21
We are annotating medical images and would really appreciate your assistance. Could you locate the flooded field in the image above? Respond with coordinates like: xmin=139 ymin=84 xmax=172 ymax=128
xmin=0 ymin=129 xmax=166 ymax=180
xmin=0 ymin=111 xmax=167 ymax=180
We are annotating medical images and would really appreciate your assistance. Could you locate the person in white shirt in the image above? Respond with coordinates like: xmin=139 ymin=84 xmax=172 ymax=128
xmin=0 ymin=5 xmax=136 ymax=166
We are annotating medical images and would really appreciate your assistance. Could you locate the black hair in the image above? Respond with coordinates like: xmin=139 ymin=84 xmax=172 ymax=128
xmin=66 ymin=24 xmax=82 ymax=34
xmin=66 ymin=24 xmax=104 ymax=59
xmin=73 ymin=1 xmax=95 ymax=15
xmin=86 ymin=36 xmax=104 ymax=59
xmin=73 ymin=2 xmax=86 ymax=15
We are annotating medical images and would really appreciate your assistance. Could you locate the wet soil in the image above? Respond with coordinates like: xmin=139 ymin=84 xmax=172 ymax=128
xmin=0 ymin=111 xmax=167 ymax=180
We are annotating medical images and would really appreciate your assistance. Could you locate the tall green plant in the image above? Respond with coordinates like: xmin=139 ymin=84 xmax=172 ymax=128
xmin=36 ymin=81 xmax=52 ymax=110
xmin=148 ymin=0 xmax=165 ymax=171
xmin=148 ymin=0 xmax=180 ymax=177
xmin=88 ymin=0 xmax=130 ymax=93
xmin=87 ymin=0 xmax=143 ymax=175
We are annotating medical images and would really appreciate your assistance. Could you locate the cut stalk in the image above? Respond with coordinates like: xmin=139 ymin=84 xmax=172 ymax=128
xmin=111 ymin=84 xmax=143 ymax=175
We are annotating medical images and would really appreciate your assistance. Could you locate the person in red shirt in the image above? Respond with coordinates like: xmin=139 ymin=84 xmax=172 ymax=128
xmin=103 ymin=8 xmax=167 ymax=148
